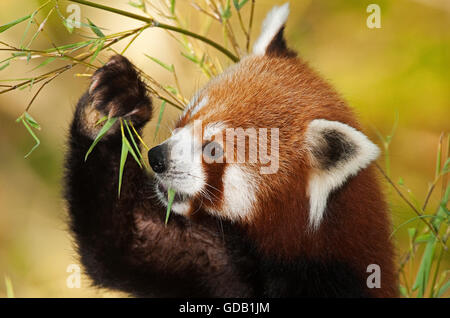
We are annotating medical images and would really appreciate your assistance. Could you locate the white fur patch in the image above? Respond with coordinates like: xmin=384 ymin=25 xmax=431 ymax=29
xmin=182 ymin=92 xmax=200 ymax=117
xmin=210 ymin=165 xmax=257 ymax=222
xmin=306 ymin=119 xmax=380 ymax=229
xmin=167 ymin=125 xmax=205 ymax=195
xmin=252 ymin=3 xmax=290 ymax=56
xmin=182 ymin=93 xmax=208 ymax=118
xmin=190 ymin=95 xmax=209 ymax=117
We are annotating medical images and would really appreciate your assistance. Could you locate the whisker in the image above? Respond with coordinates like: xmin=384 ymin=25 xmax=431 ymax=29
xmin=202 ymin=186 xmax=220 ymax=202
xmin=182 ymin=172 xmax=224 ymax=195
xmin=190 ymin=197 xmax=204 ymax=216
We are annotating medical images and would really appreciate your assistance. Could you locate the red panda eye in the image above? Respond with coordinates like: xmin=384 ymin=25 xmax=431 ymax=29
xmin=202 ymin=141 xmax=223 ymax=161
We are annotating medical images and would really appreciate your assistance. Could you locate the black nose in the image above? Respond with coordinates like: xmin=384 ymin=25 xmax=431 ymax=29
xmin=148 ymin=144 xmax=168 ymax=173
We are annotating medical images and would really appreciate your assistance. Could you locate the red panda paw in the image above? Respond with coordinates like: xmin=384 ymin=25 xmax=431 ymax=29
xmin=81 ymin=55 xmax=152 ymax=136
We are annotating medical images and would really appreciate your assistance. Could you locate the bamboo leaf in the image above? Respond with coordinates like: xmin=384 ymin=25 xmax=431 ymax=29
xmin=0 ymin=14 xmax=31 ymax=33
xmin=165 ymin=85 xmax=177 ymax=95
xmin=170 ymin=0 xmax=176 ymax=15
xmin=0 ymin=55 xmax=16 ymax=66
xmin=21 ymin=17 xmax=35 ymax=47
xmin=20 ymin=8 xmax=40 ymax=47
xmin=407 ymin=228 xmax=416 ymax=240
xmin=24 ymin=112 xmax=41 ymax=130
xmin=87 ymin=18 xmax=106 ymax=38
xmin=443 ymin=158 xmax=450 ymax=174
xmin=199 ymin=53 xmax=205 ymax=67
xmin=436 ymin=280 xmax=450 ymax=298
xmin=124 ymin=120 xmax=147 ymax=169
xmin=233 ymin=0 xmax=249 ymax=10
xmin=25 ymin=8 xmax=54 ymax=49
xmin=12 ymin=52 xmax=27 ymax=57
xmin=30 ymin=57 xmax=56 ymax=72
xmin=90 ymin=39 xmax=105 ymax=63
xmin=48 ymin=40 xmax=95 ymax=54
xmin=128 ymin=1 xmax=145 ymax=10
xmin=415 ymin=233 xmax=433 ymax=244
xmin=85 ymin=117 xmax=118 ymax=161
xmin=399 ymin=285 xmax=408 ymax=297
xmin=180 ymin=52 xmax=198 ymax=63
xmin=154 ymin=100 xmax=166 ymax=141
xmin=95 ymin=115 xmax=108 ymax=126
xmin=221 ymin=0 xmax=232 ymax=20
xmin=144 ymin=54 xmax=174 ymax=72
xmin=22 ymin=78 xmax=35 ymax=91
xmin=129 ymin=121 xmax=149 ymax=151
xmin=21 ymin=118 xmax=40 ymax=158
xmin=4 ymin=276 xmax=14 ymax=298
xmin=386 ymin=110 xmax=399 ymax=143
xmin=62 ymin=18 xmax=74 ymax=33
xmin=165 ymin=188 xmax=176 ymax=224
xmin=0 ymin=61 xmax=10 ymax=71
xmin=118 ymin=138 xmax=129 ymax=198
xmin=435 ymin=135 xmax=443 ymax=178
xmin=123 ymin=135 xmax=142 ymax=169
xmin=390 ymin=215 xmax=444 ymax=239
xmin=432 ymin=185 xmax=449 ymax=230
xmin=118 ymin=119 xmax=130 ymax=197
xmin=412 ymin=237 xmax=437 ymax=297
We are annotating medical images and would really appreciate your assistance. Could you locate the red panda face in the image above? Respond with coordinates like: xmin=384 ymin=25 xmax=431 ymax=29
xmin=149 ymin=3 xmax=380 ymax=230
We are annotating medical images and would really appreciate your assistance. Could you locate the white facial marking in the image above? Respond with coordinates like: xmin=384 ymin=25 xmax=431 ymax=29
xmin=167 ymin=124 xmax=204 ymax=195
xmin=182 ymin=93 xmax=209 ymax=118
xmin=190 ymin=95 xmax=209 ymax=117
xmin=306 ymin=119 xmax=380 ymax=230
xmin=208 ymin=165 xmax=257 ymax=222
xmin=182 ymin=92 xmax=200 ymax=117
xmin=252 ymin=3 xmax=290 ymax=56
xmin=154 ymin=123 xmax=206 ymax=216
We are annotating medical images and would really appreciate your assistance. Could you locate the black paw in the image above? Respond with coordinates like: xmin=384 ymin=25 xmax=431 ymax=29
xmin=88 ymin=55 xmax=152 ymax=127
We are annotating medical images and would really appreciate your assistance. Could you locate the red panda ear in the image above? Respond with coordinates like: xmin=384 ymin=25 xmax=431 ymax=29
xmin=305 ymin=119 xmax=380 ymax=229
xmin=252 ymin=3 xmax=296 ymax=58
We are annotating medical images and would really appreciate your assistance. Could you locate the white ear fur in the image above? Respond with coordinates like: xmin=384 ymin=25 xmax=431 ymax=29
xmin=305 ymin=119 xmax=380 ymax=230
xmin=252 ymin=3 xmax=290 ymax=55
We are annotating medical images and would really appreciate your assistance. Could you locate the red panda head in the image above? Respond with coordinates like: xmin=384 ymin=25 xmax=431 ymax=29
xmin=149 ymin=3 xmax=380 ymax=252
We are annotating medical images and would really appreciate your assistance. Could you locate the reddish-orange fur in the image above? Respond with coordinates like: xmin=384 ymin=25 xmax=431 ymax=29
xmin=178 ymin=55 xmax=398 ymax=297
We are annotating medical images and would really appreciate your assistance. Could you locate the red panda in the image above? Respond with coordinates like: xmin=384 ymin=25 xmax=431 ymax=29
xmin=64 ymin=3 xmax=397 ymax=297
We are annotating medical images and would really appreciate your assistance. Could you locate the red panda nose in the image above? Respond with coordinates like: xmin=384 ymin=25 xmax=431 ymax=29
xmin=148 ymin=144 xmax=168 ymax=174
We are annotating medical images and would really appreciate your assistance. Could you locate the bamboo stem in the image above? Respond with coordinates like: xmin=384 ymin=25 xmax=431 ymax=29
xmin=68 ymin=0 xmax=239 ymax=62
xmin=375 ymin=163 xmax=448 ymax=251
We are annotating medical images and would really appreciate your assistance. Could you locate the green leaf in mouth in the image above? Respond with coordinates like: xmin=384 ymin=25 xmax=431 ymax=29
xmin=165 ymin=188 xmax=176 ymax=225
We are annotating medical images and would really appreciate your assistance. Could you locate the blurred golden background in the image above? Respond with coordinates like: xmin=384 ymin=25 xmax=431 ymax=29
xmin=0 ymin=0 xmax=448 ymax=297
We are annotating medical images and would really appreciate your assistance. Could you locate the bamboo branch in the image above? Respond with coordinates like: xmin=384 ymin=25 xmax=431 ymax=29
xmin=68 ymin=0 xmax=239 ymax=62
xmin=375 ymin=162 xmax=448 ymax=251
xmin=246 ymin=0 xmax=256 ymax=52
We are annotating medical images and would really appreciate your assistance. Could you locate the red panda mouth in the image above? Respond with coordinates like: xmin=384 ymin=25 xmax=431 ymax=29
xmin=157 ymin=182 xmax=190 ymax=203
